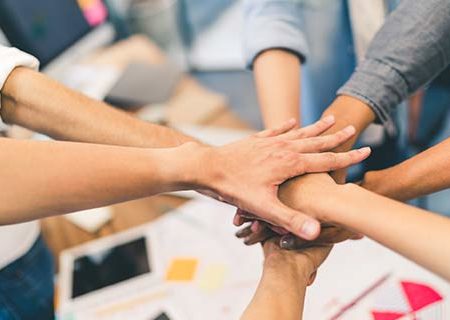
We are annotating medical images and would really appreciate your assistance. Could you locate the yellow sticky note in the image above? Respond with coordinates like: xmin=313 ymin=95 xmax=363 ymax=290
xmin=198 ymin=264 xmax=227 ymax=292
xmin=165 ymin=258 xmax=198 ymax=282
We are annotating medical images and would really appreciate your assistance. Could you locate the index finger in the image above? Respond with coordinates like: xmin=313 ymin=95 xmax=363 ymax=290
xmin=282 ymin=115 xmax=336 ymax=140
xmin=299 ymin=147 xmax=371 ymax=173
xmin=255 ymin=118 xmax=297 ymax=138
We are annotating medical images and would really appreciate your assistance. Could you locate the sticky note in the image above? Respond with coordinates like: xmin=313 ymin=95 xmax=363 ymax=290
xmin=165 ymin=258 xmax=198 ymax=282
xmin=198 ymin=264 xmax=227 ymax=292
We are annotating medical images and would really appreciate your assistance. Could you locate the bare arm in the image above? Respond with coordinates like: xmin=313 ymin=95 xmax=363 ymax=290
xmin=1 ymin=67 xmax=194 ymax=148
xmin=241 ymin=239 xmax=331 ymax=320
xmin=241 ymin=259 xmax=308 ymax=320
xmin=280 ymin=174 xmax=450 ymax=281
xmin=253 ymin=50 xmax=301 ymax=128
xmin=0 ymin=66 xmax=373 ymax=237
xmin=361 ymin=137 xmax=450 ymax=201
xmin=0 ymin=118 xmax=370 ymax=230
xmin=0 ymin=139 xmax=197 ymax=225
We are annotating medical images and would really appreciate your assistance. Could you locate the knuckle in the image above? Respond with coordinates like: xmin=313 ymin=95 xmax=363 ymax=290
xmin=325 ymin=153 xmax=338 ymax=170
xmin=276 ymin=140 xmax=288 ymax=148
xmin=285 ymin=212 xmax=303 ymax=232
xmin=318 ymin=138 xmax=330 ymax=151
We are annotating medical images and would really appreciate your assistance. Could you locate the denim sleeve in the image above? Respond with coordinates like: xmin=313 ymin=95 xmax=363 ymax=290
xmin=338 ymin=0 xmax=450 ymax=136
xmin=243 ymin=0 xmax=309 ymax=69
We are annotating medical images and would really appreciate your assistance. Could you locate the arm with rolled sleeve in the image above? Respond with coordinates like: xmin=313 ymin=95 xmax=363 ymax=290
xmin=338 ymin=0 xmax=450 ymax=136
xmin=243 ymin=0 xmax=308 ymax=128
xmin=0 ymin=46 xmax=39 ymax=110
xmin=243 ymin=0 xmax=308 ymax=68
xmin=332 ymin=0 xmax=450 ymax=198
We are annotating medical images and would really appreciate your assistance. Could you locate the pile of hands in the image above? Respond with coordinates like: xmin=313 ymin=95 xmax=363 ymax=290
xmin=184 ymin=115 xmax=370 ymax=283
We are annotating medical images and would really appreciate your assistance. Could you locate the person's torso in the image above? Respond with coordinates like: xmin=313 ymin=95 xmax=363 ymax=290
xmin=0 ymin=221 xmax=40 ymax=270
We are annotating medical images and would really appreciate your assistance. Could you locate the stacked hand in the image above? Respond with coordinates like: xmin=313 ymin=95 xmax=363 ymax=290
xmin=262 ymin=237 xmax=332 ymax=286
xmin=233 ymin=171 xmax=363 ymax=254
xmin=193 ymin=116 xmax=370 ymax=240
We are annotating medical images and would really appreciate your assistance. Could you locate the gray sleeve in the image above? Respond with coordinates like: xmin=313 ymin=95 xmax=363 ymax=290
xmin=243 ymin=0 xmax=309 ymax=69
xmin=338 ymin=0 xmax=450 ymax=135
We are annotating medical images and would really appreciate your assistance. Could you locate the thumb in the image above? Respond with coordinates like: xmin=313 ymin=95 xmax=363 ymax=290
xmin=269 ymin=199 xmax=321 ymax=240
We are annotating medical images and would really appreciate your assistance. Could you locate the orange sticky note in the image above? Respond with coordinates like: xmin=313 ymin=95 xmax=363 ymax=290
xmin=165 ymin=258 xmax=198 ymax=282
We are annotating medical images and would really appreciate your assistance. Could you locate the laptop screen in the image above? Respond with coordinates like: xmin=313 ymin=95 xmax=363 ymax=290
xmin=0 ymin=0 xmax=108 ymax=67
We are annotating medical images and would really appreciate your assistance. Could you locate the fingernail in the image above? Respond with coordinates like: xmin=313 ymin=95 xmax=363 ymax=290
xmin=244 ymin=237 xmax=254 ymax=246
xmin=300 ymin=220 xmax=319 ymax=239
xmin=358 ymin=146 xmax=371 ymax=154
xmin=322 ymin=115 xmax=335 ymax=124
xmin=343 ymin=125 xmax=356 ymax=135
xmin=251 ymin=221 xmax=261 ymax=233
xmin=233 ymin=215 xmax=241 ymax=226
xmin=280 ymin=235 xmax=295 ymax=249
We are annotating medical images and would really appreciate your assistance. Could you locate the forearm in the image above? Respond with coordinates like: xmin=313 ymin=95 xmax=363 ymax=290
xmin=320 ymin=95 xmax=375 ymax=150
xmin=1 ymin=67 xmax=195 ymax=148
xmin=241 ymin=265 xmax=307 ymax=320
xmin=316 ymin=95 xmax=375 ymax=182
xmin=0 ymin=139 xmax=200 ymax=224
xmin=253 ymin=50 xmax=301 ymax=128
xmin=283 ymin=177 xmax=450 ymax=281
xmin=330 ymin=184 xmax=450 ymax=281
xmin=362 ymin=138 xmax=450 ymax=201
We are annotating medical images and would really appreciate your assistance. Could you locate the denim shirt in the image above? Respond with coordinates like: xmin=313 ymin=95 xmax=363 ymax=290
xmin=339 ymin=0 xmax=450 ymax=135
xmin=244 ymin=0 xmax=450 ymax=134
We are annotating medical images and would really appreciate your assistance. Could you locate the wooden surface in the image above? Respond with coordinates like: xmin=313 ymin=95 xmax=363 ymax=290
xmin=40 ymin=36 xmax=251 ymax=270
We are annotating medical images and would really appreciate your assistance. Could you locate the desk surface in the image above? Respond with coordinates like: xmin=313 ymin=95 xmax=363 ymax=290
xmin=40 ymin=36 xmax=251 ymax=270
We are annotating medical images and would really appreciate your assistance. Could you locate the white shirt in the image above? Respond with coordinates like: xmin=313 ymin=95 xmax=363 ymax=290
xmin=0 ymin=45 xmax=41 ymax=270
xmin=348 ymin=0 xmax=387 ymax=61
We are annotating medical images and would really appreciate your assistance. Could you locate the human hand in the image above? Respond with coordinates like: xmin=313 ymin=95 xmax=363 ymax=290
xmin=192 ymin=117 xmax=370 ymax=240
xmin=235 ymin=218 xmax=361 ymax=249
xmin=262 ymin=238 xmax=332 ymax=286
xmin=233 ymin=172 xmax=363 ymax=246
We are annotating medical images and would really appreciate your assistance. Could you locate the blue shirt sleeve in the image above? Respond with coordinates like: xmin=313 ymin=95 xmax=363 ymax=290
xmin=243 ymin=0 xmax=309 ymax=69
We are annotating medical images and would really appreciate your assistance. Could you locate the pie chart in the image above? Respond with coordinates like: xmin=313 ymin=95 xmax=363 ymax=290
xmin=371 ymin=281 xmax=444 ymax=320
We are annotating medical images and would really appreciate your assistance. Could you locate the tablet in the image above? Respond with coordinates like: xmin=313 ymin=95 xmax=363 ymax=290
xmin=59 ymin=224 xmax=162 ymax=314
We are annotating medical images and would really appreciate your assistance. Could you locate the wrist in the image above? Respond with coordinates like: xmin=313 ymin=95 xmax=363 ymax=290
xmin=170 ymin=142 xmax=218 ymax=191
xmin=263 ymin=254 xmax=311 ymax=285
xmin=361 ymin=167 xmax=411 ymax=201
xmin=361 ymin=169 xmax=387 ymax=194
xmin=279 ymin=174 xmax=342 ymax=221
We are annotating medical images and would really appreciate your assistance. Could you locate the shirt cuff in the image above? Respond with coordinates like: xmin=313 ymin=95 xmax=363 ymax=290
xmin=337 ymin=59 xmax=408 ymax=136
xmin=0 ymin=47 xmax=40 ymax=110
xmin=244 ymin=15 xmax=309 ymax=69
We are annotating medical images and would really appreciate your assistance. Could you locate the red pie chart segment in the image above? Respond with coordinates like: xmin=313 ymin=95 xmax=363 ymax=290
xmin=371 ymin=311 xmax=405 ymax=320
xmin=401 ymin=281 xmax=443 ymax=311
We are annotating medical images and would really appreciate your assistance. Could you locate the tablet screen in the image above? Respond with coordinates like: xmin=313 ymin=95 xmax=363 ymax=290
xmin=72 ymin=237 xmax=150 ymax=298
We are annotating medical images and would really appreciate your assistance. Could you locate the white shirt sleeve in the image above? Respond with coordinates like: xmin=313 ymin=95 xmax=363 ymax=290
xmin=0 ymin=46 xmax=39 ymax=110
